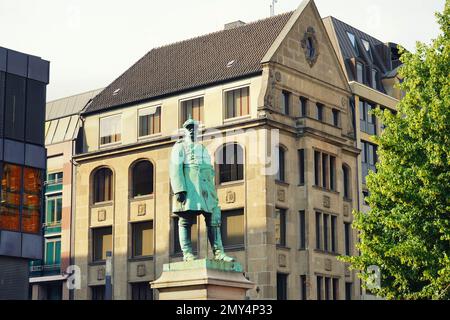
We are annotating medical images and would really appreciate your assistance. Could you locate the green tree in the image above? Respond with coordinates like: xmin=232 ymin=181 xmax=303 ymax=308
xmin=341 ymin=1 xmax=450 ymax=300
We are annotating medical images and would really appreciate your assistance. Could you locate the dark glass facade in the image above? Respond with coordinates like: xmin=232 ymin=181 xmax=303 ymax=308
xmin=0 ymin=47 xmax=49 ymax=264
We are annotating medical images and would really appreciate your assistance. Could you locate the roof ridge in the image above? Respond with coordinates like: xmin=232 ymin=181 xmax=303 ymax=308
xmin=150 ymin=11 xmax=295 ymax=51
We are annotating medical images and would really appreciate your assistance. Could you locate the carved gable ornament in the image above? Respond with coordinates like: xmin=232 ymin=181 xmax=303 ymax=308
xmin=301 ymin=27 xmax=319 ymax=67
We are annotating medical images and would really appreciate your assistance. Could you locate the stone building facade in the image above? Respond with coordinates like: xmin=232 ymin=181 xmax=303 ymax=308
xmin=69 ymin=0 xmax=403 ymax=300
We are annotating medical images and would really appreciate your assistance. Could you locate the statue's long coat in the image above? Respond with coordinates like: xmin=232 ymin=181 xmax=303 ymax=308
xmin=169 ymin=137 xmax=219 ymax=215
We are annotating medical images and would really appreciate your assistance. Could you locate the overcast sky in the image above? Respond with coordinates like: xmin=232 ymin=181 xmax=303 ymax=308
xmin=0 ymin=0 xmax=445 ymax=101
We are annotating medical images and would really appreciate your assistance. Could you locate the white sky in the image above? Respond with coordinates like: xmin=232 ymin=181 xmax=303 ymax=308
xmin=0 ymin=0 xmax=445 ymax=101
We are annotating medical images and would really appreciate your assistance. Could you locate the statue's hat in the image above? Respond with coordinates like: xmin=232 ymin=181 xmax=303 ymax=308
xmin=182 ymin=115 xmax=199 ymax=129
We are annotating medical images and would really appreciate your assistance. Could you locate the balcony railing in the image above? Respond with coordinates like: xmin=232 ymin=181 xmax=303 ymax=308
xmin=29 ymin=263 xmax=61 ymax=277
xmin=45 ymin=179 xmax=63 ymax=193
xmin=43 ymin=221 xmax=62 ymax=234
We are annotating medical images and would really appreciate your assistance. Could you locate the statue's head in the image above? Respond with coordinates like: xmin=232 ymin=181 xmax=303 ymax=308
xmin=182 ymin=116 xmax=199 ymax=142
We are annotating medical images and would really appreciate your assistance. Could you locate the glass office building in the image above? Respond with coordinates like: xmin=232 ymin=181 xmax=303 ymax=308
xmin=0 ymin=47 xmax=49 ymax=299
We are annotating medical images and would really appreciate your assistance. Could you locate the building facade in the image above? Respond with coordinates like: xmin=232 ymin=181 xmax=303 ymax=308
xmin=323 ymin=16 xmax=403 ymax=299
xmin=71 ymin=0 xmax=365 ymax=300
xmin=0 ymin=47 xmax=49 ymax=299
xmin=29 ymin=89 xmax=102 ymax=300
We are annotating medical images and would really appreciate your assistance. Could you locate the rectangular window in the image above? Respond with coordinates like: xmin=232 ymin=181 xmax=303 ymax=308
xmin=138 ymin=106 xmax=161 ymax=137
xmin=315 ymin=212 xmax=322 ymax=250
xmin=225 ymin=87 xmax=249 ymax=119
xmin=356 ymin=62 xmax=364 ymax=83
xmin=361 ymin=141 xmax=378 ymax=184
xmin=299 ymin=210 xmax=306 ymax=250
xmin=323 ymin=214 xmax=329 ymax=252
xmin=277 ymin=273 xmax=288 ymax=300
xmin=344 ymin=222 xmax=351 ymax=255
xmin=330 ymin=156 xmax=336 ymax=191
xmin=132 ymin=221 xmax=154 ymax=257
xmin=91 ymin=285 xmax=105 ymax=300
xmin=331 ymin=216 xmax=337 ymax=253
xmin=322 ymin=153 xmax=329 ymax=189
xmin=173 ymin=216 xmax=198 ymax=255
xmin=22 ymin=167 xmax=43 ymax=233
xmin=46 ymin=195 xmax=62 ymax=225
xmin=345 ymin=282 xmax=353 ymax=300
xmin=325 ymin=277 xmax=331 ymax=300
xmin=316 ymin=103 xmax=324 ymax=121
xmin=314 ymin=150 xmax=335 ymax=190
xmin=275 ymin=208 xmax=287 ymax=247
xmin=317 ymin=276 xmax=323 ymax=300
xmin=314 ymin=151 xmax=321 ymax=186
xmin=298 ymin=149 xmax=305 ymax=185
xmin=0 ymin=163 xmax=22 ymax=232
xmin=5 ymin=73 xmax=26 ymax=141
xmin=300 ymin=97 xmax=308 ymax=117
xmin=181 ymin=97 xmax=204 ymax=125
xmin=359 ymin=100 xmax=376 ymax=135
xmin=332 ymin=278 xmax=339 ymax=300
xmin=332 ymin=109 xmax=340 ymax=127
xmin=371 ymin=69 xmax=378 ymax=89
xmin=26 ymin=79 xmax=46 ymax=145
xmin=281 ymin=91 xmax=290 ymax=115
xmin=300 ymin=275 xmax=307 ymax=300
xmin=221 ymin=209 xmax=245 ymax=248
xmin=100 ymin=114 xmax=121 ymax=145
xmin=47 ymin=172 xmax=63 ymax=185
xmin=45 ymin=238 xmax=61 ymax=266
xmin=92 ymin=227 xmax=112 ymax=262
xmin=131 ymin=282 xmax=153 ymax=300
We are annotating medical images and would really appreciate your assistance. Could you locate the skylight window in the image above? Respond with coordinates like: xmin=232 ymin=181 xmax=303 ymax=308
xmin=113 ymin=88 xmax=121 ymax=96
xmin=226 ymin=60 xmax=235 ymax=68
xmin=347 ymin=32 xmax=359 ymax=55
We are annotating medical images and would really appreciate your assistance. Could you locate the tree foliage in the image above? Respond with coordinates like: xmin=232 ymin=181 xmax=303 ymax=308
xmin=341 ymin=1 xmax=450 ymax=299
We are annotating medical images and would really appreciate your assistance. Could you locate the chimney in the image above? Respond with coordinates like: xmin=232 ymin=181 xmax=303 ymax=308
xmin=224 ymin=20 xmax=246 ymax=30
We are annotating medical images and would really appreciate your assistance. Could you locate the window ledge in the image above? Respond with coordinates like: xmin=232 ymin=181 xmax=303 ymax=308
xmin=91 ymin=201 xmax=114 ymax=208
xmin=138 ymin=133 xmax=162 ymax=141
xmin=276 ymin=246 xmax=291 ymax=251
xmin=223 ymin=115 xmax=251 ymax=124
xmin=344 ymin=197 xmax=353 ymax=203
xmin=89 ymin=261 xmax=106 ymax=266
xmin=217 ymin=180 xmax=244 ymax=188
xmin=130 ymin=194 xmax=154 ymax=201
xmin=99 ymin=142 xmax=122 ymax=149
xmin=312 ymin=185 xmax=339 ymax=195
xmin=128 ymin=256 xmax=154 ymax=262
xmin=275 ymin=180 xmax=289 ymax=187
xmin=313 ymin=249 xmax=339 ymax=256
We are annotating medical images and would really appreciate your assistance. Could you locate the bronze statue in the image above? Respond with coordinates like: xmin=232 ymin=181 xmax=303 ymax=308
xmin=169 ymin=117 xmax=234 ymax=262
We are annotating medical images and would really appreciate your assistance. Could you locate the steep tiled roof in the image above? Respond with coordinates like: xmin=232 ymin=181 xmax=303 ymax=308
xmin=84 ymin=12 xmax=293 ymax=115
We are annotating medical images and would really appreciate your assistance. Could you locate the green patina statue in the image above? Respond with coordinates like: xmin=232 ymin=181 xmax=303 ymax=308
xmin=169 ymin=117 xmax=234 ymax=262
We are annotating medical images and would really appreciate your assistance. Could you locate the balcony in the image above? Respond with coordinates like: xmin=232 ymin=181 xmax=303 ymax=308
xmin=45 ymin=178 xmax=63 ymax=194
xmin=44 ymin=221 xmax=62 ymax=235
xmin=29 ymin=262 xmax=61 ymax=278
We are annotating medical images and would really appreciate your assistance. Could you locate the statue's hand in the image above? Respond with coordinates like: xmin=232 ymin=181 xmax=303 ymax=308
xmin=176 ymin=192 xmax=187 ymax=203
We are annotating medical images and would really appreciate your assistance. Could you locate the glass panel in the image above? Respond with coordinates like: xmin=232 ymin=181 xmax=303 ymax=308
xmin=133 ymin=221 xmax=153 ymax=257
xmin=222 ymin=210 xmax=244 ymax=248
xmin=100 ymin=115 xmax=121 ymax=145
xmin=94 ymin=168 xmax=112 ymax=203
xmin=132 ymin=161 xmax=153 ymax=197
xmin=5 ymin=74 xmax=26 ymax=140
xmin=356 ymin=63 xmax=364 ymax=83
xmin=45 ymin=241 xmax=54 ymax=265
xmin=26 ymin=79 xmax=46 ymax=145
xmin=0 ymin=163 xmax=22 ymax=231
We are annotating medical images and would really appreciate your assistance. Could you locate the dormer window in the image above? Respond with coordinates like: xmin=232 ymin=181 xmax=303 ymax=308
xmin=361 ymin=39 xmax=373 ymax=60
xmin=347 ymin=32 xmax=359 ymax=55
xmin=371 ymin=68 xmax=378 ymax=90
xmin=356 ymin=62 xmax=364 ymax=83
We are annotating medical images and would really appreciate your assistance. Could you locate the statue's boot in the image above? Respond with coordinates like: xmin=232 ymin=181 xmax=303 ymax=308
xmin=207 ymin=226 xmax=235 ymax=262
xmin=179 ymin=220 xmax=196 ymax=261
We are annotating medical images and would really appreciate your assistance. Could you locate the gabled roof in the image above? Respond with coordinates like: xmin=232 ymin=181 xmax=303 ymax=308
xmin=84 ymin=12 xmax=293 ymax=115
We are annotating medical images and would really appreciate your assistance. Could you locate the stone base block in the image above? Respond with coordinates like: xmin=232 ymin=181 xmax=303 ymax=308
xmin=150 ymin=259 xmax=254 ymax=300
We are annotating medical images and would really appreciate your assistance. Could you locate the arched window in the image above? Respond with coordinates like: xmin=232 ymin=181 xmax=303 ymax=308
xmin=276 ymin=146 xmax=286 ymax=182
xmin=93 ymin=168 xmax=113 ymax=203
xmin=132 ymin=160 xmax=154 ymax=197
xmin=216 ymin=143 xmax=244 ymax=183
xmin=343 ymin=164 xmax=351 ymax=199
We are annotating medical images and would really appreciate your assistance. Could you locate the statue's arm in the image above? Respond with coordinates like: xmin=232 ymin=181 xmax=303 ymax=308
xmin=169 ymin=142 xmax=187 ymax=195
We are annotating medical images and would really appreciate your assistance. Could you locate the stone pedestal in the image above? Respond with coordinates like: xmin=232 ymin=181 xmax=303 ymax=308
xmin=151 ymin=259 xmax=254 ymax=300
